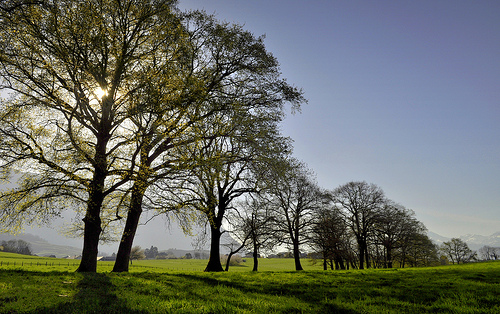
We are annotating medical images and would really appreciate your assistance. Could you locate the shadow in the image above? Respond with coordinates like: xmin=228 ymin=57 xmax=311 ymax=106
xmin=35 ymin=273 xmax=147 ymax=313
xmin=172 ymin=273 xmax=358 ymax=313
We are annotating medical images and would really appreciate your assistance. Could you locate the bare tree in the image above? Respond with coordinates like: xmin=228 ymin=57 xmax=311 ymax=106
xmin=268 ymin=159 xmax=324 ymax=271
xmin=373 ymin=202 xmax=425 ymax=268
xmin=310 ymin=205 xmax=351 ymax=270
xmin=330 ymin=181 xmax=385 ymax=269
xmin=399 ymin=232 xmax=439 ymax=267
xmin=440 ymin=238 xmax=476 ymax=264
xmin=227 ymin=195 xmax=278 ymax=271
xmin=478 ymin=246 xmax=500 ymax=261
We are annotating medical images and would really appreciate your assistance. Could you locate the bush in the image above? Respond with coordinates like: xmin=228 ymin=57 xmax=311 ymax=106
xmin=221 ymin=254 xmax=243 ymax=266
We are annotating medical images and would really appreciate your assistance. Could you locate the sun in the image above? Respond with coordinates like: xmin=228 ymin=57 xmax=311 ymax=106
xmin=95 ymin=87 xmax=108 ymax=99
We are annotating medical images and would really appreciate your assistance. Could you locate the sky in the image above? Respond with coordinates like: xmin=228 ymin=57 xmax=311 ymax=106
xmin=175 ymin=0 xmax=500 ymax=239
xmin=4 ymin=0 xmax=500 ymax=253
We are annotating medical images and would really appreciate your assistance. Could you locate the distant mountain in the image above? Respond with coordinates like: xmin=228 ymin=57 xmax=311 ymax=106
xmin=459 ymin=232 xmax=500 ymax=250
xmin=0 ymin=233 xmax=82 ymax=258
xmin=427 ymin=231 xmax=450 ymax=245
xmin=428 ymin=231 xmax=500 ymax=250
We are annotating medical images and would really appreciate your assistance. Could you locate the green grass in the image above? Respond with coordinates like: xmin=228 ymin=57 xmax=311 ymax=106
xmin=1 ymin=252 xmax=499 ymax=313
xmin=0 ymin=252 xmax=325 ymax=272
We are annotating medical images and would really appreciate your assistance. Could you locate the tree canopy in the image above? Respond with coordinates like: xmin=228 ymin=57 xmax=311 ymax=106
xmin=0 ymin=0 xmax=304 ymax=272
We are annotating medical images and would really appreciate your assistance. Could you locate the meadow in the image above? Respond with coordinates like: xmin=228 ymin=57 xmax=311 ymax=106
xmin=1 ymin=252 xmax=499 ymax=313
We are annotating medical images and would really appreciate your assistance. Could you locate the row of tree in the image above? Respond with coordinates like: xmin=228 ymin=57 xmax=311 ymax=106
xmin=0 ymin=239 xmax=32 ymax=255
xmin=478 ymin=245 xmax=500 ymax=261
xmin=0 ymin=0 xmax=466 ymax=274
xmin=0 ymin=0 xmax=303 ymax=272
xmin=223 ymin=179 xmax=439 ymax=271
xmin=440 ymin=240 xmax=499 ymax=264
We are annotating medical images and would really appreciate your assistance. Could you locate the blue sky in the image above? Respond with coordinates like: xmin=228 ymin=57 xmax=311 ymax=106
xmin=7 ymin=1 xmax=500 ymax=253
xmin=177 ymin=0 xmax=500 ymax=238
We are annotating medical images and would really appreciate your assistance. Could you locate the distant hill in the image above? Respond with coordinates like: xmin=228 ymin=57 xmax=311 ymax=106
xmin=428 ymin=231 xmax=500 ymax=250
xmin=0 ymin=233 xmax=82 ymax=258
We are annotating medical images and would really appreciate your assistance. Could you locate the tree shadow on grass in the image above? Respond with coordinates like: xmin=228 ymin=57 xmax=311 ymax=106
xmin=36 ymin=273 xmax=147 ymax=314
xmin=172 ymin=273 xmax=357 ymax=313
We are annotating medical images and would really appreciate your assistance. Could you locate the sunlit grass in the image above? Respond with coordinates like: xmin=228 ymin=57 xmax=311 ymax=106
xmin=1 ymin=252 xmax=499 ymax=313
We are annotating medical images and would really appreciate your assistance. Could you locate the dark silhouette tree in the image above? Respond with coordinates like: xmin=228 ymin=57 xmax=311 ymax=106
xmin=373 ymin=202 xmax=422 ymax=268
xmin=268 ymin=159 xmax=324 ymax=271
xmin=330 ymin=181 xmax=385 ymax=269
xmin=111 ymin=10 xmax=304 ymax=272
xmin=310 ymin=205 xmax=351 ymax=270
xmin=440 ymin=238 xmax=476 ymax=264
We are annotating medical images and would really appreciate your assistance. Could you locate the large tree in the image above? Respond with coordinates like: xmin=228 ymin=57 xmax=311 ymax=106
xmin=0 ymin=0 xmax=185 ymax=272
xmin=111 ymin=10 xmax=303 ymax=272
xmin=269 ymin=159 xmax=324 ymax=271
xmin=173 ymin=104 xmax=294 ymax=272
xmin=330 ymin=181 xmax=385 ymax=269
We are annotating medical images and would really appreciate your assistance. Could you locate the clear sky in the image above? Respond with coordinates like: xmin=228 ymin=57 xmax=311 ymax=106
xmin=6 ymin=1 xmax=500 ymax=253
xmin=176 ymin=0 xmax=500 ymax=238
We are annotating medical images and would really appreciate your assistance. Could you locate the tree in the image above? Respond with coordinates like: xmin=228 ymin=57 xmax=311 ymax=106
xmin=221 ymin=232 xmax=248 ymax=272
xmin=144 ymin=246 xmax=158 ymax=260
xmin=440 ymin=238 xmax=476 ymax=264
xmin=399 ymin=232 xmax=439 ymax=267
xmin=330 ymin=181 xmax=386 ymax=269
xmin=172 ymin=106 xmax=293 ymax=272
xmin=129 ymin=246 xmax=145 ymax=265
xmin=227 ymin=195 xmax=278 ymax=271
xmin=0 ymin=0 xmax=184 ymax=272
xmin=373 ymin=202 xmax=424 ymax=268
xmin=111 ymin=10 xmax=303 ymax=272
xmin=478 ymin=246 xmax=500 ymax=261
xmin=310 ymin=205 xmax=351 ymax=270
xmin=268 ymin=159 xmax=324 ymax=271
xmin=0 ymin=239 xmax=31 ymax=255
xmin=0 ymin=1 xmax=303 ymax=273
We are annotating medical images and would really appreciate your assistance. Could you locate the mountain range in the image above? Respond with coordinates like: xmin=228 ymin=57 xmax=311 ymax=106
xmin=427 ymin=231 xmax=500 ymax=250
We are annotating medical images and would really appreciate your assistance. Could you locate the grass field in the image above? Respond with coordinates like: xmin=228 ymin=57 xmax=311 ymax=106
xmin=1 ymin=252 xmax=499 ymax=313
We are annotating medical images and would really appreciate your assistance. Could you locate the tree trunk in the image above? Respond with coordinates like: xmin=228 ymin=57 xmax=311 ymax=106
xmin=252 ymin=249 xmax=259 ymax=272
xmin=292 ymin=240 xmax=303 ymax=271
xmin=76 ymin=109 xmax=111 ymax=273
xmin=76 ymin=162 xmax=106 ymax=272
xmin=338 ymin=258 xmax=346 ymax=270
xmin=76 ymin=202 xmax=102 ymax=272
xmin=204 ymin=225 xmax=224 ymax=272
xmin=322 ymin=251 xmax=327 ymax=271
xmin=386 ymin=246 xmax=393 ymax=269
xmin=365 ymin=245 xmax=370 ymax=269
xmin=113 ymin=185 xmax=144 ymax=272
xmin=358 ymin=241 xmax=365 ymax=270
xmin=224 ymin=251 xmax=235 ymax=272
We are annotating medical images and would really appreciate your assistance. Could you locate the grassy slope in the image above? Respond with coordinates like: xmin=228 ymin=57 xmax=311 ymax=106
xmin=1 ymin=252 xmax=499 ymax=313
